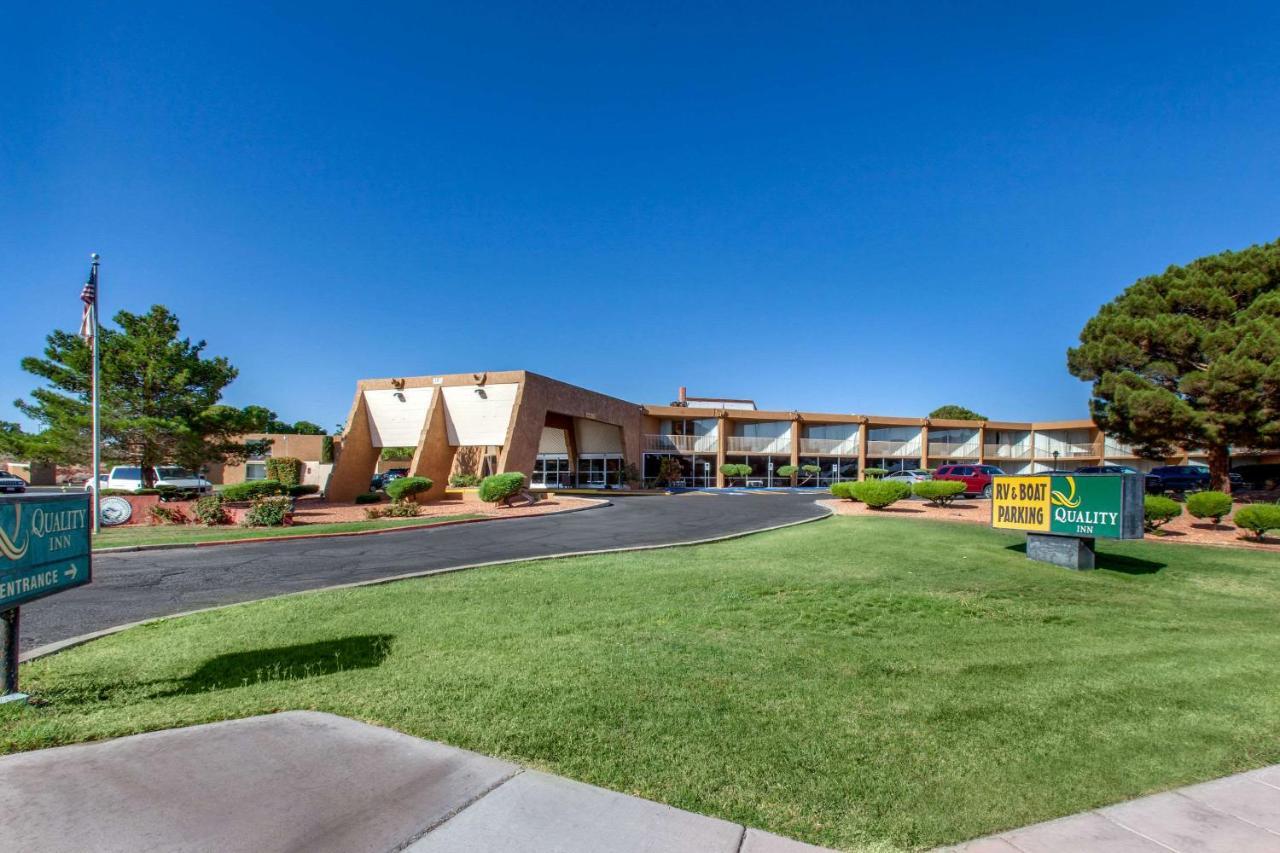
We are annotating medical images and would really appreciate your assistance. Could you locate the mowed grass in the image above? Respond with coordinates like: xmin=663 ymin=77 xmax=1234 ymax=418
xmin=91 ymin=514 xmax=485 ymax=549
xmin=5 ymin=517 xmax=1280 ymax=851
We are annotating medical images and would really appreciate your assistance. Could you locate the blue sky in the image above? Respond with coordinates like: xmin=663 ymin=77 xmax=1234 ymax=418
xmin=3 ymin=3 xmax=1279 ymax=430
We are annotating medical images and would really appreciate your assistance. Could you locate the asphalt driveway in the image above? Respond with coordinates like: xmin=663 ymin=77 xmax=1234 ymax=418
xmin=19 ymin=491 xmax=829 ymax=653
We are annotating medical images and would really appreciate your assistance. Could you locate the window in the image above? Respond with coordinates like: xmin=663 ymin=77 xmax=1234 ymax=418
xmin=245 ymin=463 xmax=268 ymax=481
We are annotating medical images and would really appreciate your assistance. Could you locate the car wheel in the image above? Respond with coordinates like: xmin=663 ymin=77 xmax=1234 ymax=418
xmin=981 ymin=484 xmax=993 ymax=499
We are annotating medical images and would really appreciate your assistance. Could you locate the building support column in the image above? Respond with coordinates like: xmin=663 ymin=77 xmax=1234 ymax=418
xmin=919 ymin=423 xmax=930 ymax=471
xmin=715 ymin=415 xmax=728 ymax=488
xmin=978 ymin=424 xmax=987 ymax=464
xmin=857 ymin=422 xmax=868 ymax=481
xmin=789 ymin=419 xmax=800 ymax=486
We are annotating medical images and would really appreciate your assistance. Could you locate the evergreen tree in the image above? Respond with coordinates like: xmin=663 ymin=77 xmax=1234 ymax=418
xmin=15 ymin=305 xmax=264 ymax=482
xmin=928 ymin=405 xmax=986 ymax=421
xmin=1067 ymin=238 xmax=1280 ymax=491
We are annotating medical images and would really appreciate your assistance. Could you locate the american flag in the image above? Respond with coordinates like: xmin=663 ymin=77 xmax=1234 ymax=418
xmin=78 ymin=263 xmax=98 ymax=344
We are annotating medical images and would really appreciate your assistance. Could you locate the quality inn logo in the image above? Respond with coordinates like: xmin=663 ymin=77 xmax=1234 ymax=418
xmin=1050 ymin=477 xmax=1082 ymax=509
xmin=0 ymin=504 xmax=29 ymax=562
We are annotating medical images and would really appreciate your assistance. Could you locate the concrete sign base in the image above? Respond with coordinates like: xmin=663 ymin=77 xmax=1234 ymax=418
xmin=1027 ymin=533 xmax=1096 ymax=570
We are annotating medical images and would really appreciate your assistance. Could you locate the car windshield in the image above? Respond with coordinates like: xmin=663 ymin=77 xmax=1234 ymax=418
xmin=156 ymin=467 xmax=194 ymax=478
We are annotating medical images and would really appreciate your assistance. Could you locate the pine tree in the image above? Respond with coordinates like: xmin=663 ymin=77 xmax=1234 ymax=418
xmin=1067 ymin=238 xmax=1280 ymax=491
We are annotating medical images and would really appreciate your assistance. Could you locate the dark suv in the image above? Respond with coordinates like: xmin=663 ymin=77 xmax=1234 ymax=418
xmin=1076 ymin=464 xmax=1160 ymax=492
xmin=1147 ymin=465 xmax=1210 ymax=493
xmin=933 ymin=464 xmax=1006 ymax=498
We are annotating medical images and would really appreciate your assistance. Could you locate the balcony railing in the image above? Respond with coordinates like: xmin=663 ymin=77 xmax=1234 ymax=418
xmin=983 ymin=444 xmax=1032 ymax=460
xmin=1034 ymin=444 xmax=1098 ymax=459
xmin=864 ymin=440 xmax=921 ymax=458
xmin=724 ymin=435 xmax=792 ymax=454
xmin=799 ymin=437 xmax=860 ymax=456
xmin=927 ymin=442 xmax=980 ymax=459
xmin=643 ymin=434 xmax=719 ymax=454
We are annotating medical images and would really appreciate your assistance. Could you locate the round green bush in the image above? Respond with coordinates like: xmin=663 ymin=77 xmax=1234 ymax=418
xmin=220 ymin=479 xmax=286 ymax=501
xmin=242 ymin=495 xmax=293 ymax=527
xmin=829 ymin=482 xmax=856 ymax=500
xmin=479 ymin=472 xmax=527 ymax=503
xmin=1233 ymin=504 xmax=1280 ymax=540
xmin=1144 ymin=495 xmax=1182 ymax=531
xmin=912 ymin=480 xmax=966 ymax=506
xmin=1186 ymin=490 xmax=1233 ymax=523
xmin=850 ymin=479 xmax=910 ymax=508
xmin=354 ymin=492 xmax=382 ymax=505
xmin=863 ymin=467 xmax=888 ymax=480
xmin=385 ymin=476 xmax=433 ymax=502
xmin=193 ymin=494 xmax=229 ymax=526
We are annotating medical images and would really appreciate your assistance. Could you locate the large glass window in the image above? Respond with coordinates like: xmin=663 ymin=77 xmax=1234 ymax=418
xmin=576 ymin=455 xmax=623 ymax=487
xmin=533 ymin=454 xmax=570 ymax=488
xmin=804 ymin=424 xmax=858 ymax=441
xmin=733 ymin=421 xmax=789 ymax=438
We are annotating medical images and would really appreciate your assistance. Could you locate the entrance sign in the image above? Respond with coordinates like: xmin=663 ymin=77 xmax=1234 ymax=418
xmin=991 ymin=474 xmax=1142 ymax=539
xmin=1 ymin=494 xmax=93 ymax=701
xmin=991 ymin=474 xmax=1143 ymax=571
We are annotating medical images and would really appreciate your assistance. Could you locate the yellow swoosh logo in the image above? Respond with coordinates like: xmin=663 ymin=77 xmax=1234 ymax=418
xmin=1051 ymin=476 xmax=1082 ymax=509
xmin=0 ymin=503 xmax=29 ymax=562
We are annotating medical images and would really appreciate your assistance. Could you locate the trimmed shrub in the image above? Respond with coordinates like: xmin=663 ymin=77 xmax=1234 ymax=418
xmin=851 ymin=479 xmax=911 ymax=508
xmin=287 ymin=483 xmax=320 ymax=497
xmin=221 ymin=479 xmax=286 ymax=501
xmin=776 ymin=465 xmax=798 ymax=478
xmin=148 ymin=504 xmax=188 ymax=525
xmin=449 ymin=473 xmax=482 ymax=487
xmin=379 ymin=447 xmax=415 ymax=461
xmin=1144 ymin=495 xmax=1182 ymax=531
xmin=719 ymin=463 xmax=752 ymax=483
xmin=863 ymin=467 xmax=888 ymax=480
xmin=99 ymin=488 xmax=133 ymax=496
xmin=133 ymin=488 xmax=162 ymax=496
xmin=193 ymin=493 xmax=230 ymax=526
xmin=829 ymin=481 xmax=856 ymax=500
xmin=386 ymin=476 xmax=432 ymax=502
xmin=354 ymin=492 xmax=382 ymax=505
xmin=265 ymin=457 xmax=302 ymax=487
xmin=479 ymin=472 xmax=527 ymax=504
xmin=913 ymin=480 xmax=966 ymax=507
xmin=242 ymin=495 xmax=293 ymax=527
xmin=1233 ymin=504 xmax=1280 ymax=539
xmin=320 ymin=435 xmax=334 ymax=464
xmin=1186 ymin=490 xmax=1233 ymax=524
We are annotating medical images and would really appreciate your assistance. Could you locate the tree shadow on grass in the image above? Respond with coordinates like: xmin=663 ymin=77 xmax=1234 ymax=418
xmin=1004 ymin=543 xmax=1165 ymax=575
xmin=151 ymin=634 xmax=395 ymax=698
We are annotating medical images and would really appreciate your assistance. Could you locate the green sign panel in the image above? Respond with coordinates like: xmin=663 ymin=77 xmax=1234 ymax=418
xmin=0 ymin=494 xmax=93 ymax=610
xmin=991 ymin=473 xmax=1144 ymax=540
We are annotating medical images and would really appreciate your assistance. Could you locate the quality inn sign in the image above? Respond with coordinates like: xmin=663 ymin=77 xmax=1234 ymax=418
xmin=991 ymin=474 xmax=1144 ymax=540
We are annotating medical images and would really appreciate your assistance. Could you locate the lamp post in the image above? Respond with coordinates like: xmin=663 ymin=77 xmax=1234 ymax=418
xmin=1052 ymin=450 xmax=1060 ymax=469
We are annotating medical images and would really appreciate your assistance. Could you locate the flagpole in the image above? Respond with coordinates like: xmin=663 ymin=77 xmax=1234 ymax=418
xmin=90 ymin=253 xmax=101 ymax=535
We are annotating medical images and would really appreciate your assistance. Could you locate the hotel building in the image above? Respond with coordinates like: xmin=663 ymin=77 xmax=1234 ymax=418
xmin=325 ymin=370 xmax=1278 ymax=501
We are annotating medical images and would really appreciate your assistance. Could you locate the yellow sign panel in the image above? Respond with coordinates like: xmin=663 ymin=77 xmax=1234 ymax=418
xmin=991 ymin=476 xmax=1051 ymax=532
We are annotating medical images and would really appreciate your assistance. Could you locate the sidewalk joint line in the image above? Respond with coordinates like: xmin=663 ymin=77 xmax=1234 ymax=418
xmin=1171 ymin=790 xmax=1280 ymax=837
xmin=389 ymin=767 xmax=525 ymax=852
xmin=1093 ymin=808 xmax=1183 ymax=852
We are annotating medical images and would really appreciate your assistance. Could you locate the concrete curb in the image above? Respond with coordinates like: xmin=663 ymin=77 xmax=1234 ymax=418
xmin=21 ymin=503 xmax=833 ymax=664
xmin=92 ymin=498 xmax=612 ymax=554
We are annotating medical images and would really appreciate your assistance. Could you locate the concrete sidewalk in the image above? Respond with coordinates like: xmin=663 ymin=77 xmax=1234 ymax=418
xmin=943 ymin=765 xmax=1280 ymax=852
xmin=0 ymin=711 xmax=831 ymax=853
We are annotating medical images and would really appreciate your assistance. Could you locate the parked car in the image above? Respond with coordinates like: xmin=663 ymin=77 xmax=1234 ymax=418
xmin=85 ymin=465 xmax=213 ymax=498
xmin=1075 ymin=464 xmax=1161 ymax=492
xmin=0 ymin=471 xmax=27 ymax=493
xmin=1147 ymin=465 xmax=1211 ymax=493
xmin=933 ymin=464 xmax=1005 ymax=498
xmin=882 ymin=469 xmax=932 ymax=486
xmin=1232 ymin=464 xmax=1280 ymax=490
xmin=371 ymin=468 xmax=410 ymax=491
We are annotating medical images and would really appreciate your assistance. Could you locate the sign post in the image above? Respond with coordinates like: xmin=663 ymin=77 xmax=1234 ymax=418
xmin=0 ymin=493 xmax=93 ymax=702
xmin=990 ymin=473 xmax=1143 ymax=570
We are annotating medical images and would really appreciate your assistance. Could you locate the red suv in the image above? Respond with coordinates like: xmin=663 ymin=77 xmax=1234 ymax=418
xmin=933 ymin=464 xmax=1006 ymax=498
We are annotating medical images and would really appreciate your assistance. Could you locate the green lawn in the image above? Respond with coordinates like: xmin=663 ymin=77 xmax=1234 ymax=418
xmin=6 ymin=517 xmax=1279 ymax=851
xmin=91 ymin=514 xmax=486 ymax=548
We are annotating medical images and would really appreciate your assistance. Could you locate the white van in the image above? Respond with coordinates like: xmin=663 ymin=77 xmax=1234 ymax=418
xmin=86 ymin=466 xmax=213 ymax=496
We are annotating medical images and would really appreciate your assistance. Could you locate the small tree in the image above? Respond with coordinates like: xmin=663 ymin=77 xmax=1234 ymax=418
xmin=656 ymin=457 xmax=685 ymax=486
xmin=928 ymin=405 xmax=987 ymax=421
xmin=1186 ymin=490 xmax=1233 ymax=525
xmin=1144 ymin=495 xmax=1182 ymax=532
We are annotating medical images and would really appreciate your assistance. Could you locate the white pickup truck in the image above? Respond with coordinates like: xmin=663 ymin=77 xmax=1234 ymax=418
xmin=86 ymin=466 xmax=213 ymax=497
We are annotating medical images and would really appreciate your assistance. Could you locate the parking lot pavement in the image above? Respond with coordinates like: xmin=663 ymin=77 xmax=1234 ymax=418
xmin=20 ymin=492 xmax=830 ymax=653
xmin=0 ymin=711 xmax=836 ymax=853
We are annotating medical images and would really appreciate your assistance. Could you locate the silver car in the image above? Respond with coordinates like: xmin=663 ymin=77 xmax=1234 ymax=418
xmin=882 ymin=469 xmax=932 ymax=486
